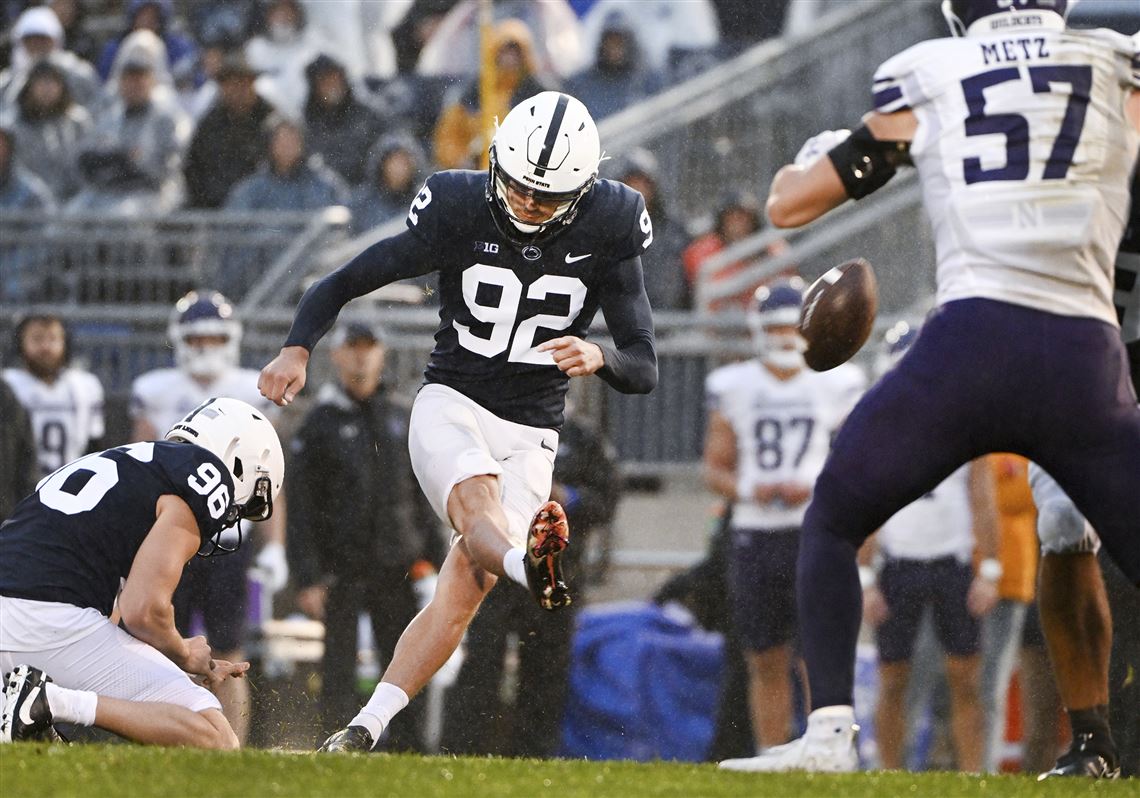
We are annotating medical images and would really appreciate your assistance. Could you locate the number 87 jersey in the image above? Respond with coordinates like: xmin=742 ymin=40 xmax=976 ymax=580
xmin=0 ymin=441 xmax=235 ymax=617
xmin=872 ymin=19 xmax=1139 ymax=327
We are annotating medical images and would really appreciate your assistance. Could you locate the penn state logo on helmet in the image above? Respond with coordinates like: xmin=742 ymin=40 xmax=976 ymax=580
xmin=941 ymin=0 xmax=1069 ymax=37
xmin=165 ymin=397 xmax=284 ymax=554
xmin=748 ymin=278 xmax=808 ymax=370
xmin=169 ymin=290 xmax=242 ymax=380
xmin=487 ymin=91 xmax=601 ymax=244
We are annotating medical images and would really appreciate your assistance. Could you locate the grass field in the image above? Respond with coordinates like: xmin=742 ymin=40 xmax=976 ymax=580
xmin=0 ymin=744 xmax=1134 ymax=798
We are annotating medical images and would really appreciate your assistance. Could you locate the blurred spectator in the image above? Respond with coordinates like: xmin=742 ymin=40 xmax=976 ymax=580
xmin=349 ymin=132 xmax=427 ymax=234
xmin=3 ymin=314 xmax=104 ymax=479
xmin=432 ymin=18 xmax=548 ymax=170
xmin=177 ymin=33 xmax=240 ymax=120
xmin=978 ymin=454 xmax=1037 ymax=773
xmin=187 ymin=0 xmax=257 ymax=53
xmin=564 ymin=9 xmax=662 ymax=122
xmin=613 ymin=148 xmax=688 ymax=309
xmin=287 ymin=321 xmax=444 ymax=747
xmin=441 ymin=409 xmax=619 ymax=758
xmin=303 ymin=53 xmax=385 ymax=186
xmin=0 ymin=123 xmax=55 ymax=212
xmin=299 ymin=0 xmax=402 ymax=79
xmin=579 ymin=0 xmax=719 ymax=75
xmin=96 ymin=0 xmax=198 ymax=86
xmin=49 ymin=0 xmax=101 ymax=65
xmin=0 ymin=6 xmax=100 ymax=112
xmin=184 ymin=51 xmax=276 ymax=209
xmin=418 ymin=0 xmax=583 ymax=81
xmin=245 ymin=0 xmax=334 ymax=117
xmin=0 ymin=379 xmax=36 ymax=523
xmin=710 ymin=0 xmax=791 ymax=55
xmin=8 ymin=59 xmax=92 ymax=200
xmin=224 ymin=115 xmax=349 ymax=211
xmin=390 ymin=0 xmax=460 ymax=75
xmin=69 ymin=31 xmax=191 ymax=215
xmin=683 ymin=191 xmax=792 ymax=311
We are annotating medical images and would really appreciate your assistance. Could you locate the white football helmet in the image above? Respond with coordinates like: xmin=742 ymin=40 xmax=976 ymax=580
xmin=748 ymin=278 xmax=808 ymax=371
xmin=166 ymin=397 xmax=284 ymax=553
xmin=169 ymin=290 xmax=242 ymax=380
xmin=487 ymin=91 xmax=601 ymax=241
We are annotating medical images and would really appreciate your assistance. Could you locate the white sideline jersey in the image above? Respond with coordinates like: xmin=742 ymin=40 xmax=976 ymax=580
xmin=2 ymin=368 xmax=104 ymax=477
xmin=873 ymin=20 xmax=1140 ymax=326
xmin=130 ymin=367 xmax=276 ymax=436
xmin=706 ymin=360 xmax=865 ymax=530
xmin=877 ymin=464 xmax=974 ymax=562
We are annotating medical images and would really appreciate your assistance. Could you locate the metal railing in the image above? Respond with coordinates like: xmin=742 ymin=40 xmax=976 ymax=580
xmin=0 ymin=208 xmax=350 ymax=308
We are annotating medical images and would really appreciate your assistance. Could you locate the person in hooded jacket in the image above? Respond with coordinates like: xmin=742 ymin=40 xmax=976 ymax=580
xmin=0 ymin=6 xmax=100 ymax=113
xmin=96 ymin=0 xmax=198 ymax=85
xmin=563 ymin=10 xmax=662 ymax=122
xmin=303 ymin=53 xmax=385 ymax=187
xmin=245 ymin=0 xmax=335 ymax=118
xmin=8 ymin=59 xmax=92 ymax=201
xmin=348 ymin=132 xmax=427 ymax=234
xmin=68 ymin=30 xmax=191 ymax=215
xmin=432 ymin=18 xmax=550 ymax=170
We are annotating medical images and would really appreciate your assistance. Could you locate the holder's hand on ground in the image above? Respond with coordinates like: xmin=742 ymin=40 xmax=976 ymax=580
xmin=538 ymin=337 xmax=604 ymax=377
xmin=259 ymin=346 xmax=309 ymax=406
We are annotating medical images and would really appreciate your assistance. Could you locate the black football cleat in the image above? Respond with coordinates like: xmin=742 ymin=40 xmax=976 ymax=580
xmin=1037 ymin=733 xmax=1120 ymax=780
xmin=1 ymin=665 xmax=55 ymax=743
xmin=525 ymin=500 xmax=571 ymax=611
xmin=318 ymin=725 xmax=374 ymax=753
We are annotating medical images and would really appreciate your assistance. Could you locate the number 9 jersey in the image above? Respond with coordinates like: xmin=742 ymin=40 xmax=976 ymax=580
xmin=872 ymin=20 xmax=1139 ymax=326
xmin=0 ymin=441 xmax=236 ymax=617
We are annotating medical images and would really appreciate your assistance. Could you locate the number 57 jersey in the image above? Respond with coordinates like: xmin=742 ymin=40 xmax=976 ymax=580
xmin=873 ymin=22 xmax=1139 ymax=326
xmin=0 ymin=441 xmax=235 ymax=617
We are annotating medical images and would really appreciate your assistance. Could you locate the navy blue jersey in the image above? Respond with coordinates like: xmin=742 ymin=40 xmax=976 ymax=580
xmin=285 ymin=170 xmax=657 ymax=428
xmin=0 ymin=441 xmax=235 ymax=615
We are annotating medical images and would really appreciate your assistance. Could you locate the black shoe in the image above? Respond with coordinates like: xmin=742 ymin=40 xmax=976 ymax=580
xmin=1038 ymin=732 xmax=1120 ymax=780
xmin=318 ymin=725 xmax=374 ymax=753
xmin=1 ymin=665 xmax=55 ymax=743
xmin=524 ymin=500 xmax=571 ymax=611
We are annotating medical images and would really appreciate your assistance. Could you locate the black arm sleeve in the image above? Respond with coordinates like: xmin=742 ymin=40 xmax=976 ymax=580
xmin=1127 ymin=338 xmax=1139 ymax=397
xmin=595 ymin=254 xmax=658 ymax=394
xmin=283 ymin=228 xmax=435 ymax=351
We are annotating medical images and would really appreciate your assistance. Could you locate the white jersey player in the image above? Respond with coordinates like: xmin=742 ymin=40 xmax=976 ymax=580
xmin=723 ymin=0 xmax=1140 ymax=778
xmin=3 ymin=315 xmax=104 ymax=477
xmin=703 ymin=278 xmax=864 ymax=753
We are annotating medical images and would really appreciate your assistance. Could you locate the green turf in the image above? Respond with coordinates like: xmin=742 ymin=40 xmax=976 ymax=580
xmin=0 ymin=744 xmax=1134 ymax=798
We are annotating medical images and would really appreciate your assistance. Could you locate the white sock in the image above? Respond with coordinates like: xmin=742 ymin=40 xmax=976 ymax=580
xmin=44 ymin=683 xmax=98 ymax=726
xmin=502 ymin=547 xmax=529 ymax=588
xmin=350 ymin=682 xmax=408 ymax=743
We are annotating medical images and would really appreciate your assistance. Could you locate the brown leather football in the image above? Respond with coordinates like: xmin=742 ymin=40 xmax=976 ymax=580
xmin=799 ymin=258 xmax=878 ymax=371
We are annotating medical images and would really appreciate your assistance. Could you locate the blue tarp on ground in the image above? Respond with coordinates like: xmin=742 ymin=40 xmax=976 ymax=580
xmin=560 ymin=601 xmax=725 ymax=762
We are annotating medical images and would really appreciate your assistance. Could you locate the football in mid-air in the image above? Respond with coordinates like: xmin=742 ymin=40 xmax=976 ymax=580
xmin=799 ymin=258 xmax=878 ymax=371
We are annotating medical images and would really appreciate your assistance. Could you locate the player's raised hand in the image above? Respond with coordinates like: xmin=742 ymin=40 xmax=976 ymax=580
xmin=538 ymin=336 xmax=604 ymax=378
xmin=259 ymin=345 xmax=309 ymax=406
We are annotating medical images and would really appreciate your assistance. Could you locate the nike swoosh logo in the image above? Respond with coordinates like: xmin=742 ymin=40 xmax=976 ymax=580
xmin=540 ymin=439 xmax=555 ymax=453
xmin=564 ymin=253 xmax=592 ymax=264
xmin=17 ymin=683 xmax=41 ymax=728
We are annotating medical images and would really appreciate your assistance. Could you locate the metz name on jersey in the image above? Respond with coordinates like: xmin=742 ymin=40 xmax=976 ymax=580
xmin=706 ymin=361 xmax=865 ymax=530
xmin=131 ymin=367 xmax=275 ymax=435
xmin=0 ymin=441 xmax=234 ymax=616
xmin=2 ymin=367 xmax=104 ymax=477
xmin=407 ymin=171 xmax=652 ymax=429
xmin=872 ymin=22 xmax=1140 ymax=326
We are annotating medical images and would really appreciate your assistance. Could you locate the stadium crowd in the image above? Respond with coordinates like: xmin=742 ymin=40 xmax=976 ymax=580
xmin=1 ymin=0 xmax=1138 ymax=780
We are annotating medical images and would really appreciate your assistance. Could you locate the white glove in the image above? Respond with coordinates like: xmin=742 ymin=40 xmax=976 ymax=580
xmin=794 ymin=128 xmax=851 ymax=168
xmin=253 ymin=541 xmax=289 ymax=594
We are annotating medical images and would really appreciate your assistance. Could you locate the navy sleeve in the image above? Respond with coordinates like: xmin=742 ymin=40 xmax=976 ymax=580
xmin=283 ymin=228 xmax=435 ymax=351
xmin=595 ymin=254 xmax=657 ymax=395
